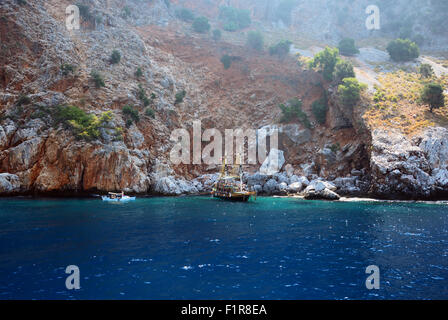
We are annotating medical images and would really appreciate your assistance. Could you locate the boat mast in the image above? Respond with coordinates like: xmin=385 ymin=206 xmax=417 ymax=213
xmin=238 ymin=154 xmax=243 ymax=192
xmin=219 ymin=157 xmax=226 ymax=179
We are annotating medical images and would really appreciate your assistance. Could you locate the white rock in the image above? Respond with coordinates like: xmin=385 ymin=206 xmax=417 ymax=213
xmin=284 ymin=164 xmax=294 ymax=177
xmin=0 ymin=173 xmax=21 ymax=194
xmin=287 ymin=182 xmax=303 ymax=193
xmin=303 ymin=186 xmax=340 ymax=200
xmin=278 ymin=182 xmax=288 ymax=191
xmin=434 ymin=169 xmax=448 ymax=187
xmin=259 ymin=148 xmax=285 ymax=176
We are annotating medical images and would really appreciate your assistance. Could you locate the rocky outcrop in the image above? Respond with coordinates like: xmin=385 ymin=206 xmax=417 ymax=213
xmin=370 ymin=127 xmax=448 ymax=199
xmin=0 ymin=173 xmax=21 ymax=194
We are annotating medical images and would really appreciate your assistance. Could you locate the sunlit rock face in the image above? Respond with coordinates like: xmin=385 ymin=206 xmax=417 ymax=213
xmin=370 ymin=127 xmax=448 ymax=199
xmin=0 ymin=173 xmax=21 ymax=194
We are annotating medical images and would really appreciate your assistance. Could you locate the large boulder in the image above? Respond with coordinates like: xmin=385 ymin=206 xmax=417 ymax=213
xmin=273 ymin=172 xmax=290 ymax=184
xmin=246 ymin=172 xmax=269 ymax=187
xmin=263 ymin=178 xmax=279 ymax=195
xmin=259 ymin=148 xmax=285 ymax=175
xmin=287 ymin=182 xmax=303 ymax=193
xmin=309 ymin=179 xmax=337 ymax=192
xmin=303 ymin=184 xmax=340 ymax=200
xmin=332 ymin=176 xmax=361 ymax=194
xmin=253 ymin=184 xmax=263 ymax=194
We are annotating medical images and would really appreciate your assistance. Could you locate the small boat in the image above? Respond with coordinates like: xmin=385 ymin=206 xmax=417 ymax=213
xmin=102 ymin=192 xmax=136 ymax=202
xmin=211 ymin=156 xmax=257 ymax=202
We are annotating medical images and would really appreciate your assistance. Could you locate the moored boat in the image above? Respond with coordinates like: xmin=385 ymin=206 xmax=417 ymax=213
xmin=211 ymin=157 xmax=257 ymax=202
xmin=102 ymin=192 xmax=136 ymax=202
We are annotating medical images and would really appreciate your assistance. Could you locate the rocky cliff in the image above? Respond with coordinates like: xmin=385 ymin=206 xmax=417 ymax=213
xmin=370 ymin=127 xmax=448 ymax=199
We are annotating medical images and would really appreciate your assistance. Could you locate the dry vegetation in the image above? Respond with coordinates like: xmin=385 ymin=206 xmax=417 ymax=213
xmin=363 ymin=71 xmax=448 ymax=135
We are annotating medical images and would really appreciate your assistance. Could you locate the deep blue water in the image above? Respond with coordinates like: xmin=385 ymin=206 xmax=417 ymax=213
xmin=0 ymin=196 xmax=447 ymax=300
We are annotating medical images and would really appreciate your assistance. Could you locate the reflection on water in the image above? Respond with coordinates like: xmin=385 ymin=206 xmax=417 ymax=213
xmin=0 ymin=196 xmax=447 ymax=299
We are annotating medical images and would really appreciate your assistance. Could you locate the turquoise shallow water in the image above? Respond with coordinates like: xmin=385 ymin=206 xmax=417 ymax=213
xmin=0 ymin=196 xmax=447 ymax=300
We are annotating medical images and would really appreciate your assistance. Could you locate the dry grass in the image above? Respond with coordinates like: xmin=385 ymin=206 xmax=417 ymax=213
xmin=363 ymin=71 xmax=448 ymax=136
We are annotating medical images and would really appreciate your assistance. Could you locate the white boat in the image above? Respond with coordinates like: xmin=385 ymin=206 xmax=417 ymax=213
xmin=102 ymin=192 xmax=136 ymax=202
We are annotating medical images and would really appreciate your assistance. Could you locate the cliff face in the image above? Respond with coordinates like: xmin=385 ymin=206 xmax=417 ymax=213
xmin=370 ymin=127 xmax=448 ymax=199
xmin=0 ymin=0 xmax=368 ymax=195
xmin=0 ymin=0 xmax=447 ymax=199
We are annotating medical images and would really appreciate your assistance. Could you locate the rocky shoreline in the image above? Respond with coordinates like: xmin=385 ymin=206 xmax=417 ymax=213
xmin=3 ymin=169 xmax=448 ymax=202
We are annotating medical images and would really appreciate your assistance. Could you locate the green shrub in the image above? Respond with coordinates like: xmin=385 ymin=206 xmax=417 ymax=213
xmin=145 ymin=108 xmax=155 ymax=118
xmin=16 ymin=94 xmax=31 ymax=106
xmin=221 ymin=55 xmax=232 ymax=69
xmin=309 ymin=47 xmax=340 ymax=81
xmin=386 ymin=39 xmax=420 ymax=62
xmin=279 ymin=98 xmax=311 ymax=128
xmin=122 ymin=105 xmax=140 ymax=126
xmin=223 ymin=21 xmax=238 ymax=32
xmin=338 ymin=78 xmax=367 ymax=108
xmin=137 ymin=84 xmax=153 ymax=107
xmin=175 ymin=90 xmax=186 ymax=104
xmin=219 ymin=6 xmax=251 ymax=32
xmin=135 ymin=67 xmax=143 ymax=79
xmin=90 ymin=71 xmax=105 ymax=88
xmin=246 ymin=31 xmax=264 ymax=51
xmin=338 ymin=38 xmax=359 ymax=56
xmin=311 ymin=96 xmax=328 ymax=125
xmin=421 ymin=83 xmax=445 ymax=113
xmin=137 ymin=84 xmax=146 ymax=101
xmin=54 ymin=105 xmax=113 ymax=141
xmin=110 ymin=50 xmax=121 ymax=64
xmin=192 ymin=17 xmax=210 ymax=33
xmin=77 ymin=3 xmax=92 ymax=22
xmin=419 ymin=64 xmax=434 ymax=78
xmin=17 ymin=0 xmax=27 ymax=5
xmin=330 ymin=143 xmax=340 ymax=153
xmin=212 ymin=29 xmax=222 ymax=41
xmin=176 ymin=8 xmax=195 ymax=22
xmin=333 ymin=60 xmax=355 ymax=83
xmin=61 ymin=63 xmax=76 ymax=76
xmin=122 ymin=6 xmax=131 ymax=19
xmin=275 ymin=0 xmax=297 ymax=26
xmin=269 ymin=40 xmax=292 ymax=58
